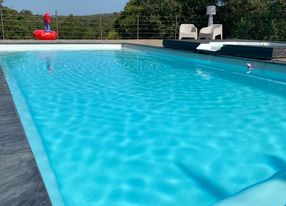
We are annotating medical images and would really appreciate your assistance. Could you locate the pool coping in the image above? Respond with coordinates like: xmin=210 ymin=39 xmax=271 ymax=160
xmin=0 ymin=39 xmax=285 ymax=64
xmin=0 ymin=68 xmax=51 ymax=206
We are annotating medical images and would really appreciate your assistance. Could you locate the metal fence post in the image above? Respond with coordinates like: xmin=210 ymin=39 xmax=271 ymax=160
xmin=55 ymin=10 xmax=59 ymax=39
xmin=244 ymin=13 xmax=249 ymax=40
xmin=0 ymin=7 xmax=4 ymax=40
xmin=268 ymin=1 xmax=275 ymax=41
xmin=175 ymin=15 xmax=178 ymax=39
xmin=137 ymin=15 xmax=139 ymax=39
xmin=100 ymin=15 xmax=103 ymax=40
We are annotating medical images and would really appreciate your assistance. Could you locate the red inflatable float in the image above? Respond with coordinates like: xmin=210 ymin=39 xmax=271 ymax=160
xmin=33 ymin=13 xmax=58 ymax=40
xmin=33 ymin=30 xmax=57 ymax=40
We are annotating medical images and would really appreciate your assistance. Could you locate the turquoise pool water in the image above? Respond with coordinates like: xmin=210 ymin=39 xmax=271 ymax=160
xmin=1 ymin=47 xmax=286 ymax=206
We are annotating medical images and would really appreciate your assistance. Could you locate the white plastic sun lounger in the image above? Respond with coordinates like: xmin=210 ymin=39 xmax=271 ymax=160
xmin=199 ymin=24 xmax=223 ymax=40
xmin=179 ymin=24 xmax=198 ymax=40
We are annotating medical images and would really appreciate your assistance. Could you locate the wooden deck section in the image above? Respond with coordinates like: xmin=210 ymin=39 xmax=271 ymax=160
xmin=0 ymin=69 xmax=51 ymax=206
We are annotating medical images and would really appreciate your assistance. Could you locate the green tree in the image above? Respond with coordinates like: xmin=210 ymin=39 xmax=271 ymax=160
xmin=0 ymin=0 xmax=285 ymax=40
xmin=0 ymin=7 xmax=36 ymax=39
xmin=176 ymin=0 xmax=286 ymax=40
xmin=115 ymin=0 xmax=286 ymax=40
xmin=270 ymin=0 xmax=286 ymax=40
xmin=114 ymin=0 xmax=182 ymax=38
xmin=58 ymin=15 xmax=91 ymax=39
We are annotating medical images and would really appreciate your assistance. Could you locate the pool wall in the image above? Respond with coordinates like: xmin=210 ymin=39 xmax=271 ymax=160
xmin=123 ymin=44 xmax=286 ymax=83
xmin=163 ymin=39 xmax=286 ymax=59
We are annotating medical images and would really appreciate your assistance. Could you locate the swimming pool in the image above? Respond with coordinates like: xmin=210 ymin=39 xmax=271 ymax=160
xmin=1 ymin=44 xmax=286 ymax=206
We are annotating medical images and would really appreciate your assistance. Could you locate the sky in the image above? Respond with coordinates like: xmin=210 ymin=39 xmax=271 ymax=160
xmin=3 ymin=0 xmax=129 ymax=15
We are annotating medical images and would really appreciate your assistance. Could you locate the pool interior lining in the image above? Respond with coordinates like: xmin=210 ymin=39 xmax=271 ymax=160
xmin=1 ymin=44 xmax=286 ymax=205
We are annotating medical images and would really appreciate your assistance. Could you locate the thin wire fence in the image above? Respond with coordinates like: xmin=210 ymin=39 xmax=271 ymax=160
xmin=0 ymin=9 xmax=285 ymax=41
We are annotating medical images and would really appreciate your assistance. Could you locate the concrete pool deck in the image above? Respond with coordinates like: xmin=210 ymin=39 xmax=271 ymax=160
xmin=0 ymin=39 xmax=164 ymax=47
xmin=0 ymin=68 xmax=51 ymax=205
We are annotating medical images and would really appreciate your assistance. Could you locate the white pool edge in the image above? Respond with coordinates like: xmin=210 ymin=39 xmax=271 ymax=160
xmin=0 ymin=44 xmax=122 ymax=51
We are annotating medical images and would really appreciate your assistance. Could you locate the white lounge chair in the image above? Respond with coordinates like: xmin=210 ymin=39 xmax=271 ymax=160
xmin=179 ymin=24 xmax=198 ymax=40
xmin=199 ymin=24 xmax=223 ymax=40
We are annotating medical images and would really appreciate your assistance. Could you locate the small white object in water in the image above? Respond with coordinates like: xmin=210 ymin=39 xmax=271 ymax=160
xmin=246 ymin=63 xmax=253 ymax=74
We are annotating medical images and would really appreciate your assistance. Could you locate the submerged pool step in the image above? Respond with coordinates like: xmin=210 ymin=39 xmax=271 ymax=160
xmin=213 ymin=171 xmax=286 ymax=206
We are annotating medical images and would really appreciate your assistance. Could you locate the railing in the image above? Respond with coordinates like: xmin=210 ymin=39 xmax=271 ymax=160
xmin=0 ymin=9 xmax=285 ymax=41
